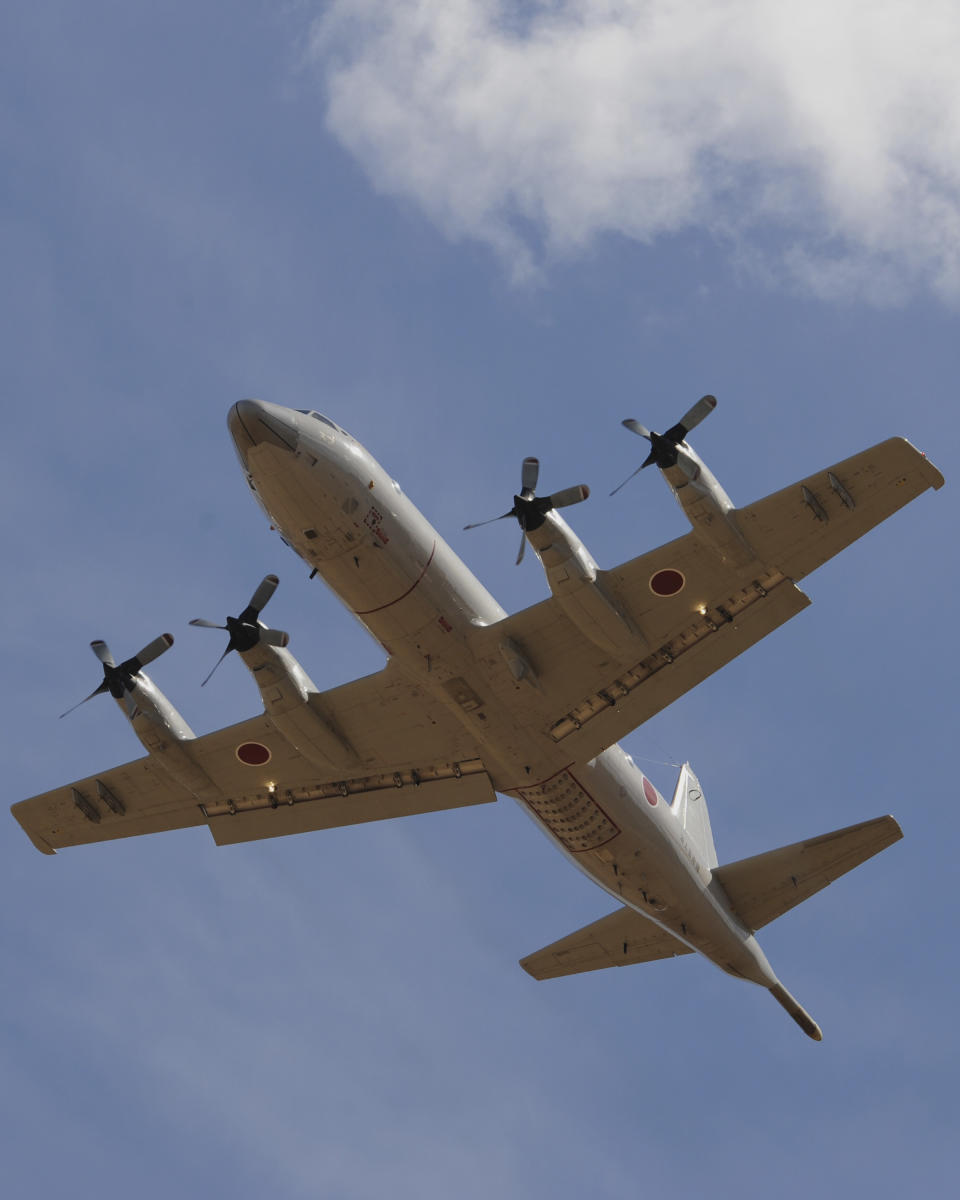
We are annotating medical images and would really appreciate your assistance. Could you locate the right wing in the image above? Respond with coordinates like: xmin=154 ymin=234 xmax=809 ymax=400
xmin=470 ymin=438 xmax=942 ymax=764
xmin=520 ymin=907 xmax=693 ymax=980
xmin=13 ymin=661 xmax=495 ymax=854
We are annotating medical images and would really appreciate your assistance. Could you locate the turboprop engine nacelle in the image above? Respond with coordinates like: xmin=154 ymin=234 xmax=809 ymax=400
xmin=617 ymin=396 xmax=756 ymax=567
xmin=525 ymin=510 xmax=645 ymax=658
xmin=61 ymin=635 xmax=222 ymax=804
xmin=238 ymin=640 xmax=357 ymax=772
xmin=660 ymin=443 xmax=754 ymax=566
xmin=191 ymin=575 xmax=357 ymax=771
xmin=465 ymin=458 xmax=644 ymax=658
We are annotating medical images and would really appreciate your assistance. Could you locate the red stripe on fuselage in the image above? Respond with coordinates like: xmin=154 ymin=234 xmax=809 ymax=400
xmin=352 ymin=541 xmax=437 ymax=616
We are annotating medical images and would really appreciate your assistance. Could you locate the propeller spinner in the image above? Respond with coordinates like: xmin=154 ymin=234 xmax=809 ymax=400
xmin=190 ymin=574 xmax=290 ymax=686
xmin=611 ymin=394 xmax=717 ymax=495
xmin=60 ymin=633 xmax=174 ymax=718
xmin=464 ymin=457 xmax=590 ymax=565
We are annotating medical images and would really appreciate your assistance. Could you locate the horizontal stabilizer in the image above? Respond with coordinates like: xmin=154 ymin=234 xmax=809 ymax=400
xmin=520 ymin=906 xmax=692 ymax=980
xmin=713 ymin=815 xmax=902 ymax=933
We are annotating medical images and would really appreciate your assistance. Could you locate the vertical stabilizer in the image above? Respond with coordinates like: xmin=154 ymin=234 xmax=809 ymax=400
xmin=671 ymin=763 xmax=718 ymax=869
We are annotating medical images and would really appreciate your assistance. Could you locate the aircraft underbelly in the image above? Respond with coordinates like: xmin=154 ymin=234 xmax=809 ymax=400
xmin=505 ymin=749 xmax=774 ymax=983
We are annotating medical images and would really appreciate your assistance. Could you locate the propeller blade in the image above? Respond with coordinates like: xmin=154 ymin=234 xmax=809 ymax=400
xmin=91 ymin=643 xmax=116 ymax=672
xmin=128 ymin=633 xmax=175 ymax=672
xmin=91 ymin=640 xmax=115 ymax=667
xmin=521 ymin=457 xmax=540 ymax=495
xmin=463 ymin=511 xmax=513 ymax=530
xmin=547 ymin=484 xmax=590 ymax=510
xmin=515 ymin=525 xmax=527 ymax=566
xmin=59 ymin=681 xmax=109 ymax=719
xmin=200 ymin=646 xmax=233 ymax=689
xmin=622 ymin=419 xmax=652 ymax=440
xmin=662 ymin=395 xmax=717 ymax=444
xmin=676 ymin=393 xmax=716 ymax=436
xmin=610 ymin=465 xmax=645 ymax=496
xmin=190 ymin=577 xmax=288 ymax=679
xmin=467 ymin=456 xmax=590 ymax=565
xmin=248 ymin=574 xmax=279 ymax=616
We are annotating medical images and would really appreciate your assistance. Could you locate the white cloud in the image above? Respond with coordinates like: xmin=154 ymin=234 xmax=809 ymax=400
xmin=308 ymin=0 xmax=960 ymax=301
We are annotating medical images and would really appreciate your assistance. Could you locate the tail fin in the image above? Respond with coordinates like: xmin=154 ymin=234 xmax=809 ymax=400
xmin=712 ymin=814 xmax=902 ymax=933
xmin=671 ymin=763 xmax=718 ymax=869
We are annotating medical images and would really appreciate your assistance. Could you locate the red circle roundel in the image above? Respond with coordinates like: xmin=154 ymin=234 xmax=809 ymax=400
xmin=236 ymin=741 xmax=271 ymax=766
xmin=649 ymin=568 xmax=685 ymax=597
xmin=642 ymin=776 xmax=659 ymax=806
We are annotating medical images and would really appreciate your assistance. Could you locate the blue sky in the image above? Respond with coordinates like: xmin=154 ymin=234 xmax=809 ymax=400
xmin=2 ymin=3 xmax=957 ymax=1196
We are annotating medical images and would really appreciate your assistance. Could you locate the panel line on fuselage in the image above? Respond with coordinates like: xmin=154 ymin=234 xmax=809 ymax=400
xmin=352 ymin=540 xmax=437 ymax=616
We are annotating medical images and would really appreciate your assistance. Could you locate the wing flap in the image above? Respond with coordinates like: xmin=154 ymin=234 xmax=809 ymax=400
xmin=712 ymin=815 xmax=903 ymax=932
xmin=735 ymin=437 xmax=943 ymax=581
xmin=541 ymin=573 xmax=810 ymax=762
xmin=520 ymin=906 xmax=693 ymax=980
xmin=208 ymin=768 xmax=495 ymax=845
xmin=305 ymin=660 xmax=483 ymax=769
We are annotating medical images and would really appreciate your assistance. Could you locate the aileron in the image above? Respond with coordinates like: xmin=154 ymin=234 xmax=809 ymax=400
xmin=736 ymin=438 xmax=943 ymax=582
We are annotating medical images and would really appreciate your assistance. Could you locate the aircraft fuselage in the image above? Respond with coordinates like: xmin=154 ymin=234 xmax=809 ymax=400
xmin=228 ymin=400 xmax=780 ymax=991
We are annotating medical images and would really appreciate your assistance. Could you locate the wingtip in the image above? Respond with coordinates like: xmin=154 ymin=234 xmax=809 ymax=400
xmin=10 ymin=805 xmax=57 ymax=855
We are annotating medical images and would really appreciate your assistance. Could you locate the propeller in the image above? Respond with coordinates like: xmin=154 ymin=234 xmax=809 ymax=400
xmin=464 ymin=457 xmax=590 ymax=565
xmin=611 ymin=394 xmax=717 ymax=495
xmin=189 ymin=574 xmax=290 ymax=686
xmin=60 ymin=633 xmax=174 ymax=718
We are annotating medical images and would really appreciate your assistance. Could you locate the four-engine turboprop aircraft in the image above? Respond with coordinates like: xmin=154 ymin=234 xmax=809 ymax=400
xmin=13 ymin=397 xmax=944 ymax=1040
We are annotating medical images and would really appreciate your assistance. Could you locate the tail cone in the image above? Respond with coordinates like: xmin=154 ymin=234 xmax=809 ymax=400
xmin=770 ymin=984 xmax=823 ymax=1041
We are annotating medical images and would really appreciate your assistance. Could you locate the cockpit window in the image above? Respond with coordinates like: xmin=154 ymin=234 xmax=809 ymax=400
xmin=296 ymin=410 xmax=348 ymax=436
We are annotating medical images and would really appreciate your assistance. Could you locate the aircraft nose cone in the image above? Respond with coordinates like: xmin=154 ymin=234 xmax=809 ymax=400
xmin=229 ymin=399 xmax=300 ymax=462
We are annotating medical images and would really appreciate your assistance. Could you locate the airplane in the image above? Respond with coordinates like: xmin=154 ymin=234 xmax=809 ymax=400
xmin=12 ymin=396 xmax=944 ymax=1041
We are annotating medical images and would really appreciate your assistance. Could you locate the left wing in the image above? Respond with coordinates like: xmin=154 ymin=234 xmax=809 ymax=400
xmin=13 ymin=664 xmax=495 ymax=854
xmin=470 ymin=438 xmax=941 ymax=763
